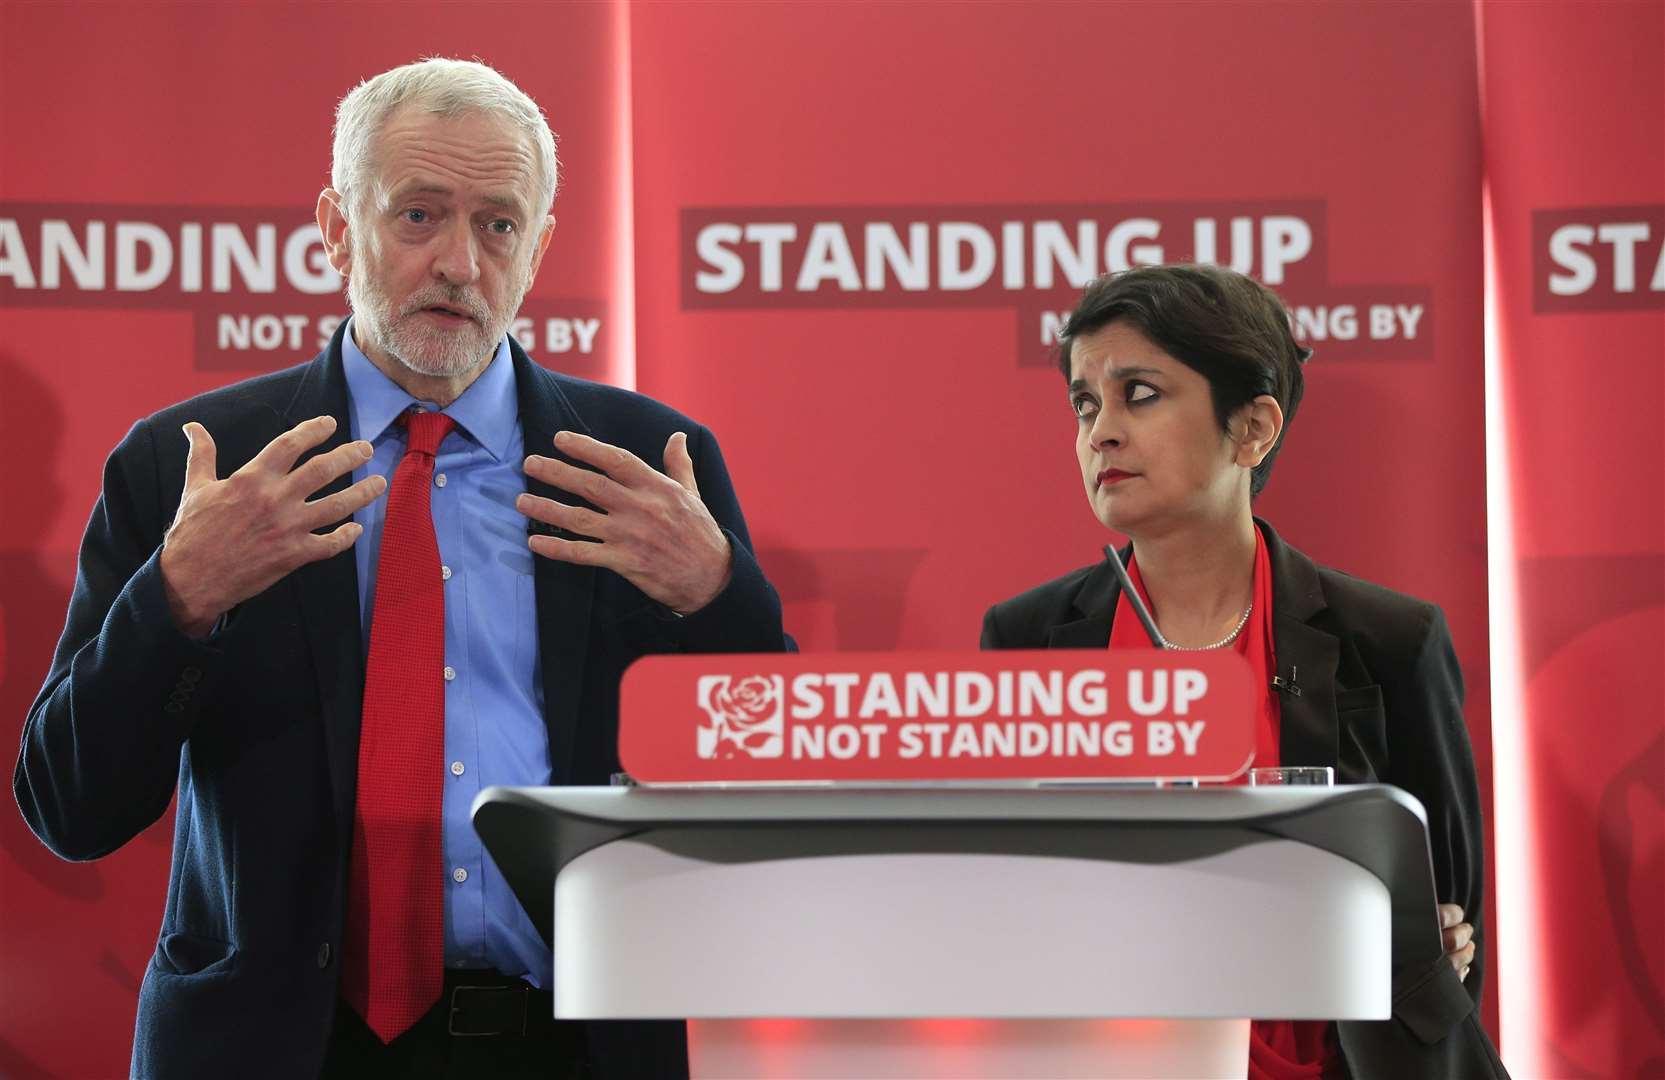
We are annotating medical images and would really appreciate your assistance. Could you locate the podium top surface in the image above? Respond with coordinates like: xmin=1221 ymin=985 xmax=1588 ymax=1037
xmin=472 ymin=784 xmax=1444 ymax=978
xmin=475 ymin=782 xmax=1425 ymax=827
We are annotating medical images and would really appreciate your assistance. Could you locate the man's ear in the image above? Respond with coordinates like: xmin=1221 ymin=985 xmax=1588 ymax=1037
xmin=316 ymin=188 xmax=353 ymax=277
xmin=1236 ymin=394 xmax=1286 ymax=469
xmin=526 ymin=215 xmax=556 ymax=282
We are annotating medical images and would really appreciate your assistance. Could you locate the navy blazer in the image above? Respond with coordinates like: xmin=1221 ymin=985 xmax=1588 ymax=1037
xmin=15 ymin=323 xmax=788 ymax=1079
xmin=981 ymin=519 xmax=1508 ymax=1080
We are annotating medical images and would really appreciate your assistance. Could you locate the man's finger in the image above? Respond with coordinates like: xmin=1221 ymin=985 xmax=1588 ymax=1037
xmin=302 ymin=520 xmax=364 ymax=562
xmin=528 ymin=531 xmax=623 ymax=571
xmin=252 ymin=415 xmax=338 ymax=475
xmin=302 ymin=474 xmax=388 ymax=529
xmin=524 ymin=455 xmax=632 ymax=510
xmin=288 ymin=439 xmax=374 ymax=498
xmin=664 ymin=431 xmax=699 ymax=495
xmin=553 ymin=430 xmax=657 ymax=486
xmin=516 ymin=493 xmax=613 ymax=541
xmin=181 ymin=423 xmax=219 ymax=491
xmin=1437 ymin=904 xmax=1464 ymax=930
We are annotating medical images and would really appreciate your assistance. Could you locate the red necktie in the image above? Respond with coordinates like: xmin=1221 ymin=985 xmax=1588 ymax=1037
xmin=343 ymin=408 xmax=456 ymax=1043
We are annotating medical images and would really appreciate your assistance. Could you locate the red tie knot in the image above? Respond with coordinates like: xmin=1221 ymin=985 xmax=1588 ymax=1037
xmin=399 ymin=409 xmax=456 ymax=457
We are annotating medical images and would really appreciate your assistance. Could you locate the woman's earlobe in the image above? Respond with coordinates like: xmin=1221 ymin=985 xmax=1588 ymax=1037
xmin=1234 ymin=425 xmax=1270 ymax=468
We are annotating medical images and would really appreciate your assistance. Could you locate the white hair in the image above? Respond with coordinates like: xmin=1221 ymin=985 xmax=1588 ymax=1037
xmin=331 ymin=57 xmax=559 ymax=218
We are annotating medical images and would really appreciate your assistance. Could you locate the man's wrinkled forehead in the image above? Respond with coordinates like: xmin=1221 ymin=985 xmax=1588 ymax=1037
xmin=362 ymin=104 xmax=542 ymax=212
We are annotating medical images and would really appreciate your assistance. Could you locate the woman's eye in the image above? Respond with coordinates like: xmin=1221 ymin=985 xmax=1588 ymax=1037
xmin=1071 ymin=395 xmax=1098 ymax=420
xmin=1127 ymin=382 xmax=1158 ymax=404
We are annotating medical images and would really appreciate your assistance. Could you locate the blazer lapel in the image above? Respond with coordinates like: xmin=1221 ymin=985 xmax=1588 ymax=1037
xmin=277 ymin=326 xmax=365 ymax=842
xmin=1260 ymin=520 xmax=1341 ymax=770
xmin=1049 ymin=552 xmax=1120 ymax=648
xmin=512 ymin=344 xmax=597 ymax=785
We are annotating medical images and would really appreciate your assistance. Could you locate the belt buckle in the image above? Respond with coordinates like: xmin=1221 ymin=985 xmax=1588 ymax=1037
xmin=447 ymin=983 xmax=528 ymax=1037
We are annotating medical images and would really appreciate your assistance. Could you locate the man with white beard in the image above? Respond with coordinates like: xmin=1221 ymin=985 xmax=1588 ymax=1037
xmin=14 ymin=59 xmax=788 ymax=1080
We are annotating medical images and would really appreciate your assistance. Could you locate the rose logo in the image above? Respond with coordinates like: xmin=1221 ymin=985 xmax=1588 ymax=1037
xmin=696 ymin=674 xmax=784 ymax=759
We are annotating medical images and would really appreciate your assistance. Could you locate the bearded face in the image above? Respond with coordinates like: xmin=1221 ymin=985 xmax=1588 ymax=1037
xmin=338 ymin=106 xmax=550 ymax=383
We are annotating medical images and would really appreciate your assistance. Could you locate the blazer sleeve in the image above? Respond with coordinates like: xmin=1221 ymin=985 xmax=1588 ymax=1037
xmin=650 ymin=422 xmax=792 ymax=655
xmin=1340 ymin=602 xmax=1509 ymax=1079
xmin=13 ymin=419 xmax=224 ymax=860
xmin=980 ymin=605 xmax=1010 ymax=649
xmin=1387 ymin=604 xmax=1486 ymax=1009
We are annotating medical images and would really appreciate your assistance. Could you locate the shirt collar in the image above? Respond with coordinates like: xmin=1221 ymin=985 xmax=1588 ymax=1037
xmin=341 ymin=317 xmax=518 ymax=460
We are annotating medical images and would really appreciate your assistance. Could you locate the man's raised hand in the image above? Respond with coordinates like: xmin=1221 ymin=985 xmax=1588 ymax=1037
xmin=159 ymin=416 xmax=386 ymax=638
xmin=517 ymin=430 xmax=733 ymax=615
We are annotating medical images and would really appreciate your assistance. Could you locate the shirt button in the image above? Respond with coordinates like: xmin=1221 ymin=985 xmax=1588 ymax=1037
xmin=435 ymin=473 xmax=447 ymax=488
xmin=441 ymin=565 xmax=452 ymax=581
xmin=450 ymin=761 xmax=465 ymax=776
xmin=317 ymin=942 xmax=331 ymax=968
xmin=452 ymin=867 xmax=468 ymax=884
xmin=443 ymin=666 xmax=456 ymax=682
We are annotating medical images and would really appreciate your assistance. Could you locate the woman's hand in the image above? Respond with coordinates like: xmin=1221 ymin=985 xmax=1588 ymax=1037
xmin=1439 ymin=903 xmax=1475 ymax=981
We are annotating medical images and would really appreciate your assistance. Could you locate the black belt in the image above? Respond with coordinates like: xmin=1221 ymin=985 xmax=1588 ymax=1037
xmin=443 ymin=968 xmax=555 ymax=1038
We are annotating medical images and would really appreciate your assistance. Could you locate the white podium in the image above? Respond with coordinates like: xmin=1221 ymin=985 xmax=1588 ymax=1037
xmin=472 ymin=785 xmax=1445 ymax=1079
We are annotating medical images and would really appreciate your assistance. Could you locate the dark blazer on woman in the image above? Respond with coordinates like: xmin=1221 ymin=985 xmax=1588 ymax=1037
xmin=980 ymin=518 xmax=1508 ymax=1080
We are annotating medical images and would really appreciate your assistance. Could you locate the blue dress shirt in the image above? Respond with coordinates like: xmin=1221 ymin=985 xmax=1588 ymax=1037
xmin=342 ymin=320 xmax=553 ymax=987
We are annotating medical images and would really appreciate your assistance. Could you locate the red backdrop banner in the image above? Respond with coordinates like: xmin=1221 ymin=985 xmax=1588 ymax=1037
xmin=1482 ymin=1 xmax=1665 ymax=1076
xmin=629 ymin=0 xmax=1495 ymax=1038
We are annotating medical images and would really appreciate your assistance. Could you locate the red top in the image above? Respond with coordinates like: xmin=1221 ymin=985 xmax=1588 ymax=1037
xmin=1109 ymin=526 xmax=1345 ymax=1079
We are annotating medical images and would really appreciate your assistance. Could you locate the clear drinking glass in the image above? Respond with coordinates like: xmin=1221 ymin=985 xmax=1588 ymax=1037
xmin=1248 ymin=766 xmax=1335 ymax=786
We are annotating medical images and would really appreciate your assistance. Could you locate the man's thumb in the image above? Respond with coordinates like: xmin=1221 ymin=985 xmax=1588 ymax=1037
xmin=664 ymin=431 xmax=699 ymax=495
xmin=182 ymin=422 xmax=218 ymax=489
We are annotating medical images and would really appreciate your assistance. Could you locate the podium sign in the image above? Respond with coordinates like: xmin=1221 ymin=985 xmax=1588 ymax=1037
xmin=618 ymin=648 xmax=1255 ymax=783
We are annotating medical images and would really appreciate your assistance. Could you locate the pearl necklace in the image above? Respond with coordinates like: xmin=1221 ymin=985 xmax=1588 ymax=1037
xmin=1160 ymin=602 xmax=1253 ymax=651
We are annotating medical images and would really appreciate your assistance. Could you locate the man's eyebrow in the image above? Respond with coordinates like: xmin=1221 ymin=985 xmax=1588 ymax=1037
xmin=387 ymin=183 xmax=528 ymax=215
xmin=388 ymin=182 xmax=452 ymax=201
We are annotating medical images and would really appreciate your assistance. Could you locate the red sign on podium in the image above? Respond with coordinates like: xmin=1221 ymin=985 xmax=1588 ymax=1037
xmin=618 ymin=650 xmax=1256 ymax=784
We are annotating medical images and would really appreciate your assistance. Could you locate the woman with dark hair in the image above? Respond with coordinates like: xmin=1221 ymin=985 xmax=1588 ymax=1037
xmin=980 ymin=265 xmax=1506 ymax=1079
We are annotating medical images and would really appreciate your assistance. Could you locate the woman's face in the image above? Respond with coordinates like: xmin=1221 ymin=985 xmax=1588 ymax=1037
xmin=1068 ymin=320 xmax=1250 ymax=536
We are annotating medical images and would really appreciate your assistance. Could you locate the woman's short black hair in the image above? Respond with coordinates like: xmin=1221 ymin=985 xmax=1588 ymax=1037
xmin=1057 ymin=264 xmax=1310 ymax=497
